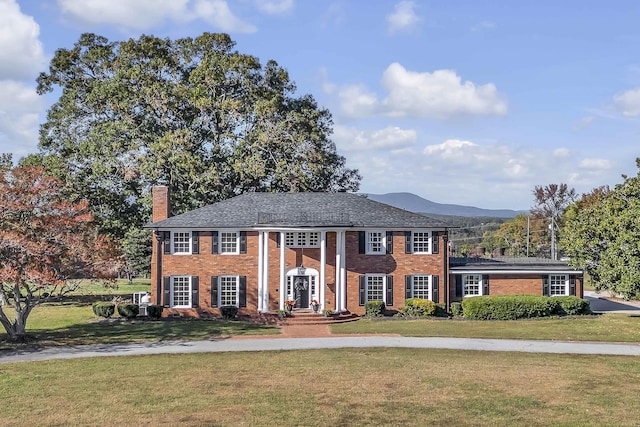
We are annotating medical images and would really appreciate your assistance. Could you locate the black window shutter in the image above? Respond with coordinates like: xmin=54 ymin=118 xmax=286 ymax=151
xmin=191 ymin=276 xmax=199 ymax=308
xmin=358 ymin=231 xmax=365 ymax=254
xmin=192 ymin=231 xmax=199 ymax=254
xmin=211 ymin=276 xmax=219 ymax=307
xmin=569 ymin=276 xmax=576 ymax=296
xmin=432 ymin=232 xmax=439 ymax=254
xmin=239 ymin=276 xmax=247 ymax=307
xmin=211 ymin=231 xmax=219 ymax=254
xmin=405 ymin=275 xmax=412 ymax=300
xmin=404 ymin=231 xmax=412 ymax=254
xmin=359 ymin=275 xmax=366 ymax=306
xmin=386 ymin=231 xmax=393 ymax=254
xmin=163 ymin=276 xmax=171 ymax=307
xmin=239 ymin=231 xmax=247 ymax=254
xmin=542 ymin=275 xmax=549 ymax=296
xmin=432 ymin=275 xmax=440 ymax=303
xmin=163 ymin=231 xmax=171 ymax=254
xmin=455 ymin=275 xmax=462 ymax=298
xmin=482 ymin=276 xmax=489 ymax=296
xmin=276 ymin=232 xmax=280 ymax=248
xmin=386 ymin=275 xmax=394 ymax=306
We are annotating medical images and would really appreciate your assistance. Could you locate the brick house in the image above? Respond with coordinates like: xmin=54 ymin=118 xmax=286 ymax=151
xmin=146 ymin=187 xmax=583 ymax=316
xmin=147 ymin=186 xmax=449 ymax=316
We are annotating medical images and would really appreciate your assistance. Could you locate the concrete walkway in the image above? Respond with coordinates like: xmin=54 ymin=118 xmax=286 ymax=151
xmin=2 ymin=333 xmax=640 ymax=364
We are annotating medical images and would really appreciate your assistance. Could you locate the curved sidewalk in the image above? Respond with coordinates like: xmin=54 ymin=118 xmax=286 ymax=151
xmin=2 ymin=334 xmax=640 ymax=364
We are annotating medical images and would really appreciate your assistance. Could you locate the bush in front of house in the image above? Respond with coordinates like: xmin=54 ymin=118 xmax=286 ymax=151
xmin=450 ymin=302 xmax=463 ymax=317
xmin=435 ymin=303 xmax=448 ymax=317
xmin=92 ymin=302 xmax=115 ymax=318
xmin=462 ymin=295 xmax=556 ymax=320
xmin=365 ymin=300 xmax=386 ymax=317
xmin=553 ymin=296 xmax=591 ymax=315
xmin=117 ymin=304 xmax=139 ymax=319
xmin=220 ymin=305 xmax=238 ymax=319
xmin=146 ymin=304 xmax=164 ymax=319
xmin=400 ymin=298 xmax=436 ymax=317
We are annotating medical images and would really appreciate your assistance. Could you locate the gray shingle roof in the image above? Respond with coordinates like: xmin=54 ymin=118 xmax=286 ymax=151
xmin=146 ymin=192 xmax=449 ymax=229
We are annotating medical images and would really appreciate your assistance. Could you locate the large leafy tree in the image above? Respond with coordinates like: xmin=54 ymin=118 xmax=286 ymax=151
xmin=562 ymin=160 xmax=640 ymax=299
xmin=33 ymin=32 xmax=361 ymax=240
xmin=0 ymin=165 xmax=114 ymax=342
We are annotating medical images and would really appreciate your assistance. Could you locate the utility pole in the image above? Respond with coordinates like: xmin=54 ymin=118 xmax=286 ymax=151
xmin=526 ymin=215 xmax=530 ymax=257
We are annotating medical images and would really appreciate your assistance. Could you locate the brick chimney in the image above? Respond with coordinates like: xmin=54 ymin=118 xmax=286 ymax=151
xmin=152 ymin=186 xmax=171 ymax=223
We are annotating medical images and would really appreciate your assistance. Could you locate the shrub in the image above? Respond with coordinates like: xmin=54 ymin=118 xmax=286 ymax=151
xmin=146 ymin=304 xmax=164 ymax=319
xmin=276 ymin=309 xmax=291 ymax=318
xmin=364 ymin=300 xmax=386 ymax=317
xmin=462 ymin=295 xmax=556 ymax=320
xmin=435 ymin=303 xmax=448 ymax=317
xmin=322 ymin=309 xmax=336 ymax=317
xmin=92 ymin=302 xmax=115 ymax=318
xmin=400 ymin=298 xmax=436 ymax=317
xmin=117 ymin=304 xmax=139 ymax=319
xmin=450 ymin=302 xmax=463 ymax=317
xmin=220 ymin=305 xmax=238 ymax=319
xmin=553 ymin=296 xmax=591 ymax=315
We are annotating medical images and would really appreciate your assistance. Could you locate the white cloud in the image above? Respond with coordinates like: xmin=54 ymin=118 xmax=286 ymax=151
xmin=574 ymin=115 xmax=595 ymax=130
xmin=470 ymin=20 xmax=496 ymax=32
xmin=423 ymin=139 xmax=477 ymax=159
xmin=0 ymin=0 xmax=45 ymax=79
xmin=613 ymin=88 xmax=640 ymax=116
xmin=0 ymin=80 xmax=42 ymax=158
xmin=255 ymin=0 xmax=294 ymax=15
xmin=579 ymin=158 xmax=612 ymax=170
xmin=57 ymin=0 xmax=257 ymax=33
xmin=553 ymin=148 xmax=570 ymax=157
xmin=334 ymin=63 xmax=507 ymax=119
xmin=386 ymin=1 xmax=420 ymax=34
xmin=334 ymin=125 xmax=417 ymax=151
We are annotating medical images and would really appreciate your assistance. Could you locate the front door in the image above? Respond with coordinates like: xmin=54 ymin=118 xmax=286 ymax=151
xmin=293 ymin=276 xmax=309 ymax=308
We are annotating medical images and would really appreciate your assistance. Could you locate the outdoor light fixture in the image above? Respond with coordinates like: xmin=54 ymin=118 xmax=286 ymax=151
xmin=297 ymin=264 xmax=306 ymax=275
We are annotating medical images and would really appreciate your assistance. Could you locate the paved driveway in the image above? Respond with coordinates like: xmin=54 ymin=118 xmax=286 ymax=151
xmin=584 ymin=291 xmax=640 ymax=313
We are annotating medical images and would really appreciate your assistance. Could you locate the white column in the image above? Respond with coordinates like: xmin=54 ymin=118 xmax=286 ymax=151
xmin=263 ymin=231 xmax=270 ymax=312
xmin=320 ymin=231 xmax=326 ymax=312
xmin=279 ymin=231 xmax=286 ymax=310
xmin=257 ymin=231 xmax=264 ymax=312
xmin=339 ymin=230 xmax=346 ymax=312
xmin=335 ymin=231 xmax=342 ymax=312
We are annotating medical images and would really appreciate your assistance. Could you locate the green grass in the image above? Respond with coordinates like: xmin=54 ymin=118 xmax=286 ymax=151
xmin=331 ymin=314 xmax=640 ymax=342
xmin=1 ymin=348 xmax=639 ymax=426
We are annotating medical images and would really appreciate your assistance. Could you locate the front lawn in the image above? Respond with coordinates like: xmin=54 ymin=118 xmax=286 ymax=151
xmin=1 ymin=348 xmax=639 ymax=426
xmin=331 ymin=314 xmax=640 ymax=342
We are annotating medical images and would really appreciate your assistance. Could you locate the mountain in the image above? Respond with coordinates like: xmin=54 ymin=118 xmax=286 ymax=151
xmin=366 ymin=192 xmax=527 ymax=218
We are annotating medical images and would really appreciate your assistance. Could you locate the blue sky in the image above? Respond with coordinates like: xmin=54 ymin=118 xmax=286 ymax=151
xmin=2 ymin=0 xmax=640 ymax=210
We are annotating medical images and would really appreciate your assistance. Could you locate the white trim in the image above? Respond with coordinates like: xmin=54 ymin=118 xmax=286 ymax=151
xmin=257 ymin=231 xmax=264 ymax=311
xmin=279 ymin=231 xmax=285 ymax=310
xmin=216 ymin=275 xmax=241 ymax=307
xmin=320 ymin=231 xmax=326 ymax=312
xmin=409 ymin=274 xmax=432 ymax=301
xmin=548 ymin=274 xmax=570 ymax=296
xmin=452 ymin=270 xmax=580 ymax=275
xmin=411 ymin=230 xmax=432 ymax=254
xmin=170 ymin=276 xmax=192 ymax=308
xmin=364 ymin=274 xmax=389 ymax=304
xmin=463 ymin=274 xmax=484 ymax=297
xmin=365 ymin=230 xmax=386 ymax=255
xmin=171 ymin=231 xmax=192 ymax=255
xmin=219 ymin=230 xmax=240 ymax=255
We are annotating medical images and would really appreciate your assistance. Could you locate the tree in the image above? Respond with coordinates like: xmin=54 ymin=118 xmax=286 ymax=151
xmin=0 ymin=165 xmax=114 ymax=341
xmin=120 ymin=228 xmax=152 ymax=284
xmin=34 ymin=32 xmax=361 ymax=241
xmin=562 ymin=161 xmax=640 ymax=299
xmin=531 ymin=183 xmax=577 ymax=259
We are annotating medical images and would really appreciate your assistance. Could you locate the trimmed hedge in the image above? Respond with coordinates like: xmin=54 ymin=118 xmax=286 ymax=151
xmin=146 ymin=304 xmax=164 ymax=319
xmin=553 ymin=296 xmax=591 ymax=315
xmin=117 ymin=304 xmax=139 ymax=319
xmin=365 ymin=300 xmax=386 ymax=317
xmin=400 ymin=298 xmax=436 ymax=317
xmin=220 ymin=305 xmax=238 ymax=319
xmin=462 ymin=295 xmax=556 ymax=320
xmin=435 ymin=303 xmax=448 ymax=317
xmin=450 ymin=302 xmax=463 ymax=317
xmin=92 ymin=302 xmax=115 ymax=318
xmin=461 ymin=295 xmax=592 ymax=320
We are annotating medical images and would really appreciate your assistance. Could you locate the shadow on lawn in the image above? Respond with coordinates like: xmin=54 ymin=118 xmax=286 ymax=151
xmin=14 ymin=319 xmax=280 ymax=347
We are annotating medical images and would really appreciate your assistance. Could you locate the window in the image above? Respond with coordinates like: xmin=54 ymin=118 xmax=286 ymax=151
xmin=171 ymin=276 xmax=192 ymax=308
xmin=172 ymin=232 xmax=191 ymax=254
xmin=367 ymin=231 xmax=385 ymax=254
xmin=549 ymin=275 xmax=568 ymax=296
xmin=412 ymin=231 xmax=431 ymax=254
xmin=464 ymin=274 xmax=482 ymax=297
xmin=359 ymin=274 xmax=393 ymax=305
xmin=410 ymin=275 xmax=431 ymax=300
xmin=219 ymin=276 xmax=239 ymax=306
xmin=285 ymin=232 xmax=320 ymax=248
xmin=220 ymin=231 xmax=238 ymax=254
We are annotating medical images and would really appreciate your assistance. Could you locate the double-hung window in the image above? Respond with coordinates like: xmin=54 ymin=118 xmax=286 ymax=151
xmin=412 ymin=231 xmax=431 ymax=253
xmin=220 ymin=231 xmax=239 ymax=254
xmin=549 ymin=274 xmax=569 ymax=296
xmin=359 ymin=274 xmax=394 ymax=306
xmin=211 ymin=275 xmax=247 ymax=307
xmin=285 ymin=232 xmax=320 ymax=248
xmin=410 ymin=275 xmax=431 ymax=300
xmin=464 ymin=274 xmax=482 ymax=297
xmin=367 ymin=231 xmax=385 ymax=254
xmin=172 ymin=232 xmax=191 ymax=254
xmin=164 ymin=275 xmax=199 ymax=308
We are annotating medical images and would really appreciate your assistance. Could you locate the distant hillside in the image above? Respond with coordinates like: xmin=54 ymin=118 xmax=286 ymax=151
xmin=366 ymin=192 xmax=526 ymax=218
